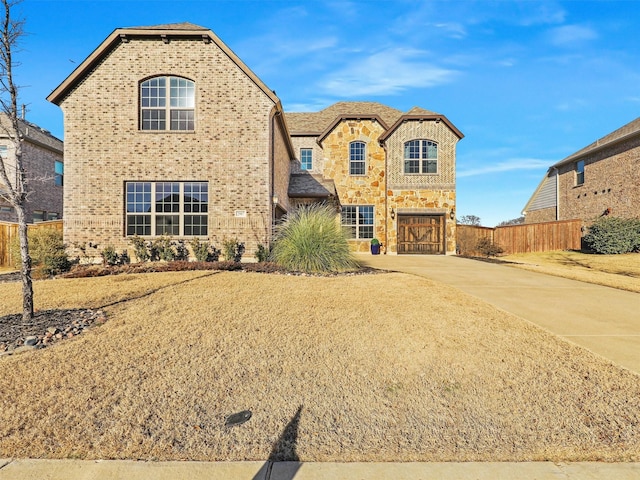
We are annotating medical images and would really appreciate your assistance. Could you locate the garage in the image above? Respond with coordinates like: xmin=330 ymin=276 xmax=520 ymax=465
xmin=397 ymin=214 xmax=445 ymax=254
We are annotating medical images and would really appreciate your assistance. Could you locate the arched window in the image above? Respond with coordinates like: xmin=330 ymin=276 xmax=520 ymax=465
xmin=404 ymin=140 xmax=437 ymax=174
xmin=140 ymin=76 xmax=195 ymax=131
xmin=349 ymin=141 xmax=366 ymax=175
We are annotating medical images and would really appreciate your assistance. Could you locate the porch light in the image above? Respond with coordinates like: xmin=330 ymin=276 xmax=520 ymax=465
xmin=390 ymin=208 xmax=395 ymax=220
xmin=450 ymin=209 xmax=455 ymax=220
xmin=272 ymin=195 xmax=279 ymax=205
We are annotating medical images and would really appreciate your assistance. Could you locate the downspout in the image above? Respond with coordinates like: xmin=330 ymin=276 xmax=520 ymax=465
xmin=552 ymin=166 xmax=559 ymax=221
xmin=270 ymin=111 xmax=279 ymax=242
xmin=380 ymin=140 xmax=389 ymax=254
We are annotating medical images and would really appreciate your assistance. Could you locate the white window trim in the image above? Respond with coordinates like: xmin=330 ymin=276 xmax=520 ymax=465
xmin=404 ymin=139 xmax=438 ymax=175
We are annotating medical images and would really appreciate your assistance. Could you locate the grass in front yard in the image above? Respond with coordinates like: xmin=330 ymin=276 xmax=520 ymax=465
xmin=503 ymin=251 xmax=640 ymax=293
xmin=0 ymin=271 xmax=639 ymax=462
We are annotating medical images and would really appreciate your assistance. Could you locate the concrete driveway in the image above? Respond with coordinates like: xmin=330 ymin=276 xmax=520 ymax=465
xmin=360 ymin=254 xmax=640 ymax=374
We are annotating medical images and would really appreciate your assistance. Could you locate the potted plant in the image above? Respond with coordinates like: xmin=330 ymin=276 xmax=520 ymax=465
xmin=370 ymin=238 xmax=381 ymax=255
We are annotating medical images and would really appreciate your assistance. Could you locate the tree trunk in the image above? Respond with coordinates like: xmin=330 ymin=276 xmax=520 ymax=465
xmin=15 ymin=203 xmax=33 ymax=322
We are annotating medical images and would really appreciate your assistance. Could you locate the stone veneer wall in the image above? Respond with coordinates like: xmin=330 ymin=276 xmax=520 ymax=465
xmin=557 ymin=135 xmax=640 ymax=226
xmin=58 ymin=36 xmax=279 ymax=259
xmin=0 ymin=140 xmax=63 ymax=223
xmin=321 ymin=119 xmax=387 ymax=253
xmin=385 ymin=119 xmax=459 ymax=253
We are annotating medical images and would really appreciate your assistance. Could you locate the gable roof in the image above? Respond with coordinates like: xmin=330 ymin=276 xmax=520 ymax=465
xmin=285 ymin=102 xmax=463 ymax=141
xmin=47 ymin=23 xmax=280 ymax=107
xmin=0 ymin=114 xmax=63 ymax=154
xmin=553 ymin=116 xmax=640 ymax=167
xmin=285 ymin=102 xmax=403 ymax=135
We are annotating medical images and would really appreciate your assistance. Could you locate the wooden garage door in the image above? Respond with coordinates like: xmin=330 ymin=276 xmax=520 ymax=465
xmin=397 ymin=215 xmax=445 ymax=254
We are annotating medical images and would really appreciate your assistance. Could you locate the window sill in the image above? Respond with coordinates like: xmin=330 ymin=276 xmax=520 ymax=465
xmin=138 ymin=130 xmax=196 ymax=134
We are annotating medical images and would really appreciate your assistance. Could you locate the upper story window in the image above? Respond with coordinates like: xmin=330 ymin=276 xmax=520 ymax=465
xmin=140 ymin=76 xmax=195 ymax=131
xmin=404 ymin=140 xmax=438 ymax=174
xmin=349 ymin=141 xmax=366 ymax=175
xmin=575 ymin=160 xmax=585 ymax=186
xmin=300 ymin=148 xmax=313 ymax=171
xmin=54 ymin=161 xmax=64 ymax=187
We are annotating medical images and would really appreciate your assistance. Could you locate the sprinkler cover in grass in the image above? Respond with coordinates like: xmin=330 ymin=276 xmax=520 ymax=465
xmin=225 ymin=410 xmax=252 ymax=426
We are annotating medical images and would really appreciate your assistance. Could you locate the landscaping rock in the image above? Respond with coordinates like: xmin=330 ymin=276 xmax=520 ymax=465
xmin=24 ymin=336 xmax=38 ymax=346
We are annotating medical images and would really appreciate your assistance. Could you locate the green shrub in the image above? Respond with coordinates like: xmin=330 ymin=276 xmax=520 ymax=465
xmin=130 ymin=236 xmax=150 ymax=262
xmin=222 ymin=238 xmax=245 ymax=262
xmin=270 ymin=203 xmax=358 ymax=273
xmin=10 ymin=228 xmax=71 ymax=276
xmin=254 ymin=243 xmax=270 ymax=262
xmin=100 ymin=245 xmax=131 ymax=266
xmin=584 ymin=217 xmax=640 ymax=254
xmin=152 ymin=236 xmax=175 ymax=261
xmin=174 ymin=240 xmax=189 ymax=261
xmin=189 ymin=238 xmax=220 ymax=262
xmin=476 ymin=237 xmax=504 ymax=257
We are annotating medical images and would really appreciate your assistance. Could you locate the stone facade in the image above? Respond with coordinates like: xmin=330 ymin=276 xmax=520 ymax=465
xmin=287 ymin=105 xmax=463 ymax=254
xmin=0 ymin=116 xmax=63 ymax=223
xmin=48 ymin=24 xmax=292 ymax=260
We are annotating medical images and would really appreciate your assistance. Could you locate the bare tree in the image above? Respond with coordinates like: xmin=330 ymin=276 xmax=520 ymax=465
xmin=458 ymin=214 xmax=481 ymax=226
xmin=0 ymin=0 xmax=33 ymax=322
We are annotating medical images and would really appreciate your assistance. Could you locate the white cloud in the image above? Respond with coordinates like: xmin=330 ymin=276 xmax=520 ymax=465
xmin=320 ymin=48 xmax=458 ymax=97
xmin=457 ymin=158 xmax=550 ymax=178
xmin=548 ymin=24 xmax=598 ymax=48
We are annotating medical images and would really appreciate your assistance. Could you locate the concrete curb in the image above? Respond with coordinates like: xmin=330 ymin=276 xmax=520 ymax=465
xmin=0 ymin=460 xmax=640 ymax=480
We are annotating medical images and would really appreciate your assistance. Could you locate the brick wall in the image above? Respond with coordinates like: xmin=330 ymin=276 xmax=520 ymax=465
xmin=557 ymin=135 xmax=640 ymax=226
xmin=58 ymin=36 xmax=279 ymax=259
xmin=0 ymin=139 xmax=63 ymax=223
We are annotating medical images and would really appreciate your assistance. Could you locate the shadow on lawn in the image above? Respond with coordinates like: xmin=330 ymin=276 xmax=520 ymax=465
xmin=253 ymin=405 xmax=303 ymax=480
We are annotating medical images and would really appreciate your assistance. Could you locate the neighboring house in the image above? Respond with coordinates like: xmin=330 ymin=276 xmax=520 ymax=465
xmin=47 ymin=23 xmax=293 ymax=258
xmin=0 ymin=114 xmax=64 ymax=223
xmin=523 ymin=116 xmax=640 ymax=225
xmin=47 ymin=23 xmax=463 ymax=258
xmin=287 ymin=102 xmax=463 ymax=254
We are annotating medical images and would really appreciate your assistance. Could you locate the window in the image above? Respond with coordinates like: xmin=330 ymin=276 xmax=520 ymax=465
xmin=125 ymin=181 xmax=208 ymax=236
xmin=54 ymin=161 xmax=63 ymax=187
xmin=33 ymin=210 xmax=45 ymax=223
xmin=341 ymin=205 xmax=374 ymax=239
xmin=140 ymin=76 xmax=195 ymax=131
xmin=47 ymin=212 xmax=59 ymax=220
xmin=349 ymin=141 xmax=366 ymax=175
xmin=300 ymin=148 xmax=313 ymax=171
xmin=576 ymin=160 xmax=585 ymax=186
xmin=0 ymin=145 xmax=7 ymax=158
xmin=404 ymin=140 xmax=438 ymax=174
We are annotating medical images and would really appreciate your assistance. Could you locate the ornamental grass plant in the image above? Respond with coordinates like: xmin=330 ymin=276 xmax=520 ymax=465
xmin=270 ymin=203 xmax=359 ymax=273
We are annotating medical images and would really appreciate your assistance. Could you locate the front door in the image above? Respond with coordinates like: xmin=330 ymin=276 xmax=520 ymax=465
xmin=397 ymin=215 xmax=445 ymax=254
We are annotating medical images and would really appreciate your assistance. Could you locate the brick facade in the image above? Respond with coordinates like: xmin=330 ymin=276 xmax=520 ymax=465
xmin=524 ymin=117 xmax=640 ymax=227
xmin=49 ymin=24 xmax=292 ymax=260
xmin=0 ymin=117 xmax=63 ymax=223
xmin=556 ymin=135 xmax=640 ymax=224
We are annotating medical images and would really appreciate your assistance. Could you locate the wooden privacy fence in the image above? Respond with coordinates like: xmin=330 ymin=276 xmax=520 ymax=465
xmin=457 ymin=219 xmax=582 ymax=256
xmin=0 ymin=220 xmax=63 ymax=268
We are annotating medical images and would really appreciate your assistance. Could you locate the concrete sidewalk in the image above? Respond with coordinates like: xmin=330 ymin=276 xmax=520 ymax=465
xmin=360 ymin=254 xmax=640 ymax=374
xmin=1 ymin=459 xmax=640 ymax=479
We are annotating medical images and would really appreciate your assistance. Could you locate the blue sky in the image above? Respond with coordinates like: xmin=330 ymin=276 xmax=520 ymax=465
xmin=14 ymin=0 xmax=640 ymax=226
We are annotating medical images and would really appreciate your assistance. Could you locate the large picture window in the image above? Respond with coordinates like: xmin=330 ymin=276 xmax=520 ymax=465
xmin=125 ymin=181 xmax=208 ymax=236
xmin=349 ymin=141 xmax=366 ymax=175
xmin=404 ymin=140 xmax=438 ymax=174
xmin=140 ymin=76 xmax=195 ymax=131
xmin=341 ymin=205 xmax=374 ymax=239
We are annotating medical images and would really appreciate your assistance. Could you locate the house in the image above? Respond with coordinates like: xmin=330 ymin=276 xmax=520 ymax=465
xmin=47 ymin=23 xmax=293 ymax=258
xmin=523 ymin=116 xmax=640 ymax=225
xmin=287 ymin=102 xmax=463 ymax=254
xmin=47 ymin=23 xmax=463 ymax=258
xmin=0 ymin=114 xmax=64 ymax=223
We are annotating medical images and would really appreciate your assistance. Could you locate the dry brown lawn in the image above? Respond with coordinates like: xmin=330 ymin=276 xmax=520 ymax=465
xmin=503 ymin=251 xmax=640 ymax=293
xmin=1 ymin=270 xmax=639 ymax=462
